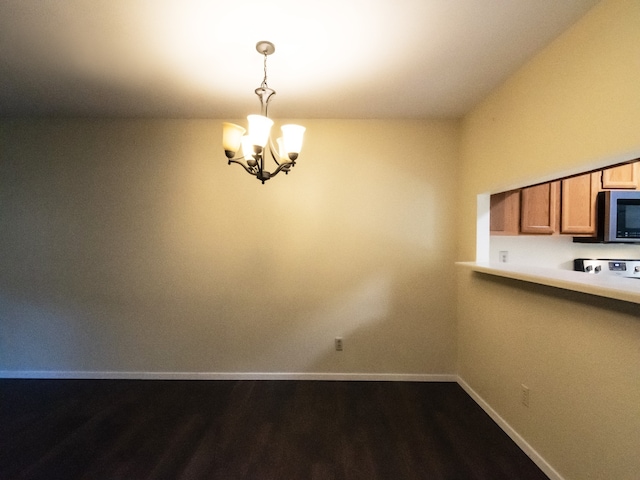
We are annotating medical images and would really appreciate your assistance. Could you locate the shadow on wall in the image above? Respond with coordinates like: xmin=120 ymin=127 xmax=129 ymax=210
xmin=245 ymin=265 xmax=457 ymax=375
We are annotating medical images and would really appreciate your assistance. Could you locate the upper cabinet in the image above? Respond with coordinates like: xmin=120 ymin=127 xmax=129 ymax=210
xmin=520 ymin=182 xmax=560 ymax=234
xmin=489 ymin=190 xmax=520 ymax=235
xmin=560 ymin=172 xmax=600 ymax=235
xmin=490 ymin=160 xmax=640 ymax=236
xmin=601 ymin=162 xmax=639 ymax=189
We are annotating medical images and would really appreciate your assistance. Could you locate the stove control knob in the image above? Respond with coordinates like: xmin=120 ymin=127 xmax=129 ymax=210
xmin=635 ymin=266 xmax=640 ymax=273
xmin=585 ymin=265 xmax=593 ymax=272
xmin=594 ymin=265 xmax=602 ymax=273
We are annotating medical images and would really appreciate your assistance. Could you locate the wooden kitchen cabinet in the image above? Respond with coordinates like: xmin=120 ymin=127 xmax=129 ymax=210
xmin=489 ymin=160 xmax=640 ymax=237
xmin=520 ymin=181 xmax=560 ymax=234
xmin=490 ymin=190 xmax=520 ymax=235
xmin=601 ymin=161 xmax=639 ymax=189
xmin=560 ymin=172 xmax=600 ymax=235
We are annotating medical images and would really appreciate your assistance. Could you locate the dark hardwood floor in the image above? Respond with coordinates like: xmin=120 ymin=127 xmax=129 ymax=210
xmin=0 ymin=379 xmax=549 ymax=480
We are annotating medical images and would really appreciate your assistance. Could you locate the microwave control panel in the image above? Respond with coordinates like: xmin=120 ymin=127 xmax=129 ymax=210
xmin=574 ymin=258 xmax=640 ymax=279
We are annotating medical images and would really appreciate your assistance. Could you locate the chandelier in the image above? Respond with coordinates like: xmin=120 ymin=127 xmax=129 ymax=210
xmin=222 ymin=41 xmax=306 ymax=184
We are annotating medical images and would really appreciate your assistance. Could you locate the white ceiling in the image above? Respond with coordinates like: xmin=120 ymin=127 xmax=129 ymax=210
xmin=0 ymin=0 xmax=600 ymax=119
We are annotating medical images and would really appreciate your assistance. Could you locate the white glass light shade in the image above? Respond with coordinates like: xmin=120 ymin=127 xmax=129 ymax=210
xmin=281 ymin=124 xmax=306 ymax=158
xmin=222 ymin=122 xmax=246 ymax=157
xmin=241 ymin=136 xmax=254 ymax=161
xmin=247 ymin=115 xmax=274 ymax=148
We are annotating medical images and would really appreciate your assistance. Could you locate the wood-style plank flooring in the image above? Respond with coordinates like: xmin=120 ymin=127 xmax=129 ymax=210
xmin=0 ymin=380 xmax=549 ymax=480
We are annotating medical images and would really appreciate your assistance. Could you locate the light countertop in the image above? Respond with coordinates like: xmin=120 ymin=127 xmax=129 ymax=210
xmin=457 ymin=262 xmax=640 ymax=305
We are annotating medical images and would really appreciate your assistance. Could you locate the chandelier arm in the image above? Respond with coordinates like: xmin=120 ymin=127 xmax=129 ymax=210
xmin=226 ymin=155 xmax=293 ymax=183
xmin=267 ymin=140 xmax=280 ymax=166
xmin=227 ymin=157 xmax=259 ymax=176
xmin=267 ymin=160 xmax=295 ymax=179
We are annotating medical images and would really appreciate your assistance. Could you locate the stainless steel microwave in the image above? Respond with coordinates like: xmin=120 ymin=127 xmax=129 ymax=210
xmin=601 ymin=190 xmax=640 ymax=243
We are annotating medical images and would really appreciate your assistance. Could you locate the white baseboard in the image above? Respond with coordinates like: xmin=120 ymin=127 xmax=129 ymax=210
xmin=0 ymin=370 xmax=457 ymax=382
xmin=456 ymin=376 xmax=564 ymax=480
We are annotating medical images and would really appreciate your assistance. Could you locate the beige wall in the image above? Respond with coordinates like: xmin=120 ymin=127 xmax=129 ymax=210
xmin=0 ymin=118 xmax=459 ymax=376
xmin=458 ymin=0 xmax=640 ymax=479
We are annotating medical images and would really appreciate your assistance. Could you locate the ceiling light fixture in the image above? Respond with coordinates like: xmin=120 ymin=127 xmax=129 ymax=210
xmin=222 ymin=41 xmax=306 ymax=184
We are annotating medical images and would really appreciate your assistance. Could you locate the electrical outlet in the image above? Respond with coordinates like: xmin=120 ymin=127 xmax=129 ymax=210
xmin=335 ymin=337 xmax=343 ymax=352
xmin=521 ymin=384 xmax=530 ymax=407
xmin=499 ymin=251 xmax=508 ymax=263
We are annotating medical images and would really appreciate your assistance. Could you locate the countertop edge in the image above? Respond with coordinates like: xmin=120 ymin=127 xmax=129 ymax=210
xmin=456 ymin=262 xmax=640 ymax=305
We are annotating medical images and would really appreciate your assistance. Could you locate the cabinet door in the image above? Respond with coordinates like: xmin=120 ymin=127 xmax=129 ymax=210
xmin=601 ymin=162 xmax=639 ymax=189
xmin=520 ymin=182 xmax=559 ymax=234
xmin=561 ymin=172 xmax=600 ymax=235
xmin=490 ymin=190 xmax=520 ymax=235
